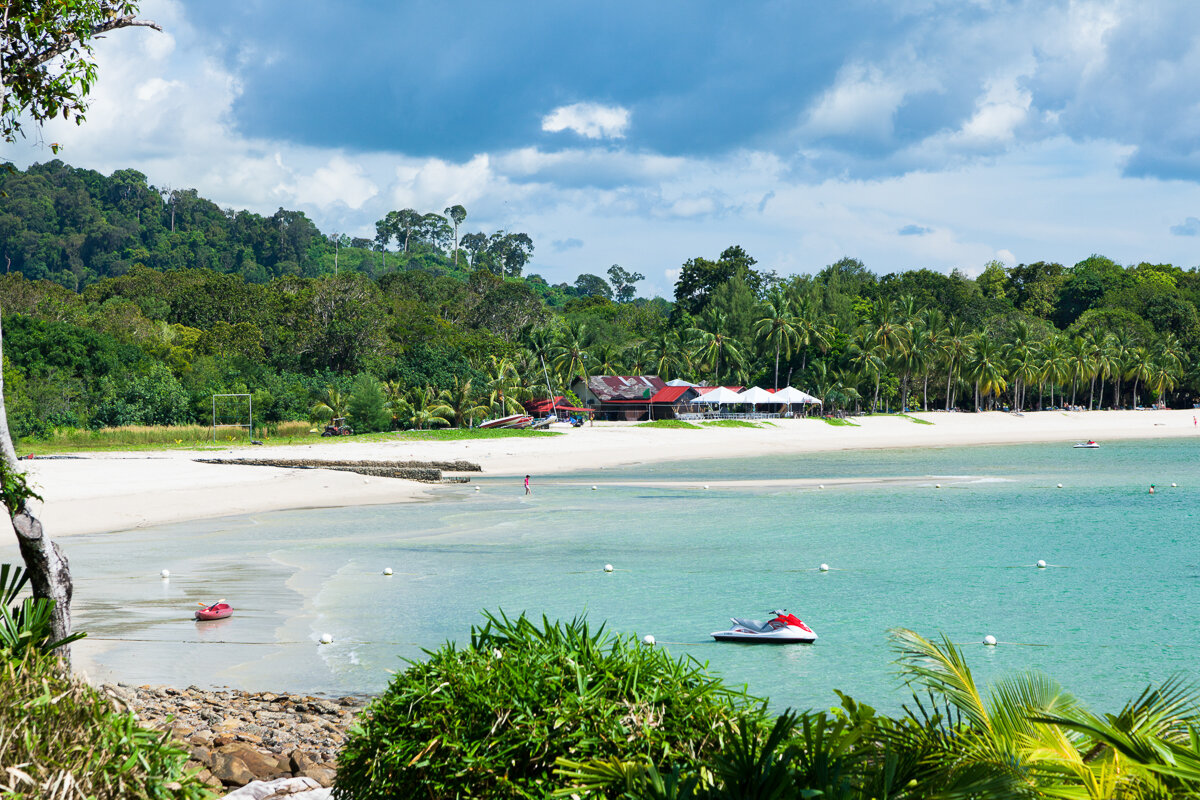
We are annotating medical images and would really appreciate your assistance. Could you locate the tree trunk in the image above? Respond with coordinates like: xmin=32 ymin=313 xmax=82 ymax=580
xmin=0 ymin=316 xmax=74 ymax=659
xmin=773 ymin=342 xmax=780 ymax=391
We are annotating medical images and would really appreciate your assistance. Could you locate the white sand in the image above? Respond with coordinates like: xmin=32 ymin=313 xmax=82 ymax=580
xmin=14 ymin=408 xmax=1198 ymax=537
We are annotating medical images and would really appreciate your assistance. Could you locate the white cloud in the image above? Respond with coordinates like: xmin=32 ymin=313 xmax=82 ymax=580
xmin=541 ymin=102 xmax=630 ymax=139
xmin=281 ymin=156 xmax=378 ymax=210
xmin=802 ymin=63 xmax=917 ymax=141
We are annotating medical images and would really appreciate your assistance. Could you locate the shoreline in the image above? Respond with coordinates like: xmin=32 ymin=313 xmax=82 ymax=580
xmin=10 ymin=408 xmax=1198 ymax=538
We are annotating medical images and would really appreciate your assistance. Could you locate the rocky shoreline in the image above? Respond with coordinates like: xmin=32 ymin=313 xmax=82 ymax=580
xmin=101 ymin=683 xmax=369 ymax=792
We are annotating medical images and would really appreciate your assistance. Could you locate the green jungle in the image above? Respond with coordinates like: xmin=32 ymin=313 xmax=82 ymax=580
xmin=1 ymin=161 xmax=1198 ymax=442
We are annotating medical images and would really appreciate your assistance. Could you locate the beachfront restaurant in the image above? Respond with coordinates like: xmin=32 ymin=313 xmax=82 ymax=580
xmin=571 ymin=375 xmax=668 ymax=421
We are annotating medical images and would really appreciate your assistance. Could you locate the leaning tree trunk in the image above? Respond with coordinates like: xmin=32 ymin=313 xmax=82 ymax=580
xmin=0 ymin=315 xmax=73 ymax=659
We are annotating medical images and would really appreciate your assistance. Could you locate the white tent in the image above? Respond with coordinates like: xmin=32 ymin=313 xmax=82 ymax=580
xmin=773 ymin=386 xmax=822 ymax=405
xmin=666 ymin=378 xmax=700 ymax=387
xmin=694 ymin=386 xmax=744 ymax=404
xmin=737 ymin=386 xmax=775 ymax=404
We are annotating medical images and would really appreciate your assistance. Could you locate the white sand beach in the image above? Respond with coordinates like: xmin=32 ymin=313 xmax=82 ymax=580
xmin=14 ymin=408 xmax=1199 ymax=537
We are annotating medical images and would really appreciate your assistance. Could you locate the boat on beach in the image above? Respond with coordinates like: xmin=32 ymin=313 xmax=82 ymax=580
xmin=195 ymin=601 xmax=232 ymax=621
xmin=479 ymin=414 xmax=533 ymax=429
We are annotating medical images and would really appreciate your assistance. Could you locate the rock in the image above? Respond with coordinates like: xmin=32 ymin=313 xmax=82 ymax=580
xmin=190 ymin=746 xmax=212 ymax=764
xmin=218 ymin=776 xmax=326 ymax=799
xmin=214 ymin=734 xmax=234 ymax=747
xmin=209 ymin=752 xmax=256 ymax=786
xmin=218 ymin=743 xmax=285 ymax=781
xmin=237 ymin=731 xmax=263 ymax=744
xmin=288 ymin=749 xmax=315 ymax=774
xmin=298 ymin=765 xmax=336 ymax=787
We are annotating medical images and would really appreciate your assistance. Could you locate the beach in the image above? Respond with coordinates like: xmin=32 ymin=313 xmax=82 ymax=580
xmin=14 ymin=408 xmax=1197 ymax=538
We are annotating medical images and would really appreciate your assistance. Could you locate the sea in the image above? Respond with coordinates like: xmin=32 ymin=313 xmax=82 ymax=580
xmin=6 ymin=437 xmax=1198 ymax=715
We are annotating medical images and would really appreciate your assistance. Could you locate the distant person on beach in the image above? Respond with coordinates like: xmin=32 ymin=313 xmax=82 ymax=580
xmin=524 ymin=475 xmax=531 ymax=495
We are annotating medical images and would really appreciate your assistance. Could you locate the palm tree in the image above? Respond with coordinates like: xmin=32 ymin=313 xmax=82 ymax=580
xmin=623 ymin=343 xmax=650 ymax=375
xmin=1107 ymin=330 xmax=1135 ymax=409
xmin=692 ymin=312 xmax=744 ymax=385
xmin=309 ymin=386 xmax=348 ymax=423
xmin=849 ymin=330 xmax=886 ymax=412
xmin=1038 ymin=336 xmax=1070 ymax=410
xmin=440 ymin=377 xmax=488 ymax=428
xmin=401 ymin=386 xmax=454 ymax=430
xmin=1067 ymin=335 xmax=1092 ymax=408
xmin=966 ymin=336 xmax=1008 ymax=411
xmin=590 ymin=342 xmax=624 ymax=376
xmin=1128 ymin=346 xmax=1154 ymax=408
xmin=790 ymin=294 xmax=832 ymax=374
xmin=485 ymin=355 xmax=526 ymax=416
xmin=752 ymin=291 xmax=798 ymax=390
xmin=550 ymin=321 xmax=594 ymax=401
xmin=1088 ymin=330 xmax=1119 ymax=410
xmin=647 ymin=330 xmax=684 ymax=381
xmin=942 ymin=318 xmax=970 ymax=411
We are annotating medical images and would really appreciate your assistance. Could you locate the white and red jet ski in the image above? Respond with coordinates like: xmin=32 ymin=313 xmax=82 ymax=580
xmin=710 ymin=610 xmax=817 ymax=643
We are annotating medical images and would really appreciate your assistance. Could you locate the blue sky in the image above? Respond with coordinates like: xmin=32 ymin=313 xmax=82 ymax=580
xmin=13 ymin=0 xmax=1200 ymax=297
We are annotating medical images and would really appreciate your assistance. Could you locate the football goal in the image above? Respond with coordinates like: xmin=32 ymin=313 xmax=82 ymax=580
xmin=212 ymin=393 xmax=253 ymax=441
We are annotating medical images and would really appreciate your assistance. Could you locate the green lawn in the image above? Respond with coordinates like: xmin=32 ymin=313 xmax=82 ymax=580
xmin=702 ymin=419 xmax=762 ymax=428
xmin=634 ymin=419 xmax=701 ymax=429
xmin=821 ymin=417 xmax=861 ymax=427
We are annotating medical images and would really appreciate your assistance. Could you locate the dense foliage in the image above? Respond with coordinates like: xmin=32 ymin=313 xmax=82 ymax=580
xmin=334 ymin=611 xmax=764 ymax=799
xmin=335 ymin=612 xmax=1200 ymax=799
xmin=0 ymin=162 xmax=1198 ymax=441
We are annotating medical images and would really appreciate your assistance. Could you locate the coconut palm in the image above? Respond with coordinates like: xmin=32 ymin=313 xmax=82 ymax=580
xmin=791 ymin=294 xmax=832 ymax=373
xmin=942 ymin=318 xmax=970 ymax=411
xmin=440 ymin=377 xmax=489 ymax=428
xmin=966 ymin=336 xmax=1008 ymax=411
xmin=1067 ymin=336 xmax=1092 ymax=408
xmin=692 ymin=312 xmax=745 ymax=385
xmin=753 ymin=291 xmax=798 ymax=390
xmin=309 ymin=386 xmax=348 ymax=423
xmin=647 ymin=330 xmax=685 ymax=381
xmin=624 ymin=342 xmax=650 ymax=375
xmin=1038 ymin=336 xmax=1070 ymax=410
xmin=1128 ymin=346 xmax=1154 ymax=408
xmin=400 ymin=386 xmax=454 ymax=430
xmin=590 ymin=342 xmax=625 ymax=376
xmin=485 ymin=355 xmax=526 ymax=416
xmin=848 ymin=330 xmax=886 ymax=412
xmin=1088 ymin=330 xmax=1119 ymax=410
xmin=551 ymin=321 xmax=594 ymax=399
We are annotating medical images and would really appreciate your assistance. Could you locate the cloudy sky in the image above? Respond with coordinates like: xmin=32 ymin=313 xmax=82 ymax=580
xmin=11 ymin=0 xmax=1200 ymax=296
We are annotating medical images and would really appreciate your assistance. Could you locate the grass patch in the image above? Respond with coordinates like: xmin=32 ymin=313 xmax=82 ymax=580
xmin=635 ymin=419 xmax=701 ymax=429
xmin=702 ymin=419 xmax=762 ymax=428
xmin=821 ymin=417 xmax=860 ymax=427
xmin=393 ymin=428 xmax=562 ymax=440
xmin=19 ymin=420 xmax=319 ymax=454
xmin=899 ymin=414 xmax=934 ymax=425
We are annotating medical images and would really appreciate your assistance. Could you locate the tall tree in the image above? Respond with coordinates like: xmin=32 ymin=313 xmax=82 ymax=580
xmin=752 ymin=291 xmax=797 ymax=390
xmin=444 ymin=205 xmax=467 ymax=267
xmin=607 ymin=264 xmax=644 ymax=303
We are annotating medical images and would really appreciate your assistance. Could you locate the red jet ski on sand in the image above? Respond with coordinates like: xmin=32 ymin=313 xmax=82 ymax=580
xmin=711 ymin=609 xmax=817 ymax=643
xmin=195 ymin=600 xmax=232 ymax=621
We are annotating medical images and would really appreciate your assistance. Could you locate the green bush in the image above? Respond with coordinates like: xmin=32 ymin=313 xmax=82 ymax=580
xmin=335 ymin=611 xmax=765 ymax=799
xmin=347 ymin=373 xmax=391 ymax=432
xmin=0 ymin=651 xmax=212 ymax=799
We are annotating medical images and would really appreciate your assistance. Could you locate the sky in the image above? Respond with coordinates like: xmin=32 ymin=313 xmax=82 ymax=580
xmin=10 ymin=0 xmax=1200 ymax=297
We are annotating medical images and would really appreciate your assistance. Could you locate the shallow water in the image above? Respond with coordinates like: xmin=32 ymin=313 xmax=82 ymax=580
xmin=6 ymin=437 xmax=1198 ymax=714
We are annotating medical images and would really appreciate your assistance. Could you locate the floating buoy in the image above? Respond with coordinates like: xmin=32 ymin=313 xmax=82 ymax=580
xmin=160 ymin=569 xmax=170 ymax=579
xmin=603 ymin=564 xmax=614 ymax=573
xmin=1036 ymin=560 xmax=1046 ymax=569
xmin=703 ymin=484 xmax=710 ymax=490
xmin=983 ymin=634 xmax=997 ymax=646
xmin=819 ymin=563 xmax=830 ymax=572
xmin=319 ymin=633 xmax=333 ymax=645
xmin=641 ymin=634 xmax=656 ymax=646
xmin=1172 ymin=483 xmax=1178 ymax=488
xmin=383 ymin=567 xmax=393 ymax=576
xmin=474 ymin=486 xmax=480 ymax=492
xmin=935 ymin=483 xmax=941 ymax=489
xmin=1057 ymin=483 xmax=1063 ymax=489
xmin=591 ymin=485 xmax=598 ymax=491
xmin=818 ymin=484 xmax=825 ymax=490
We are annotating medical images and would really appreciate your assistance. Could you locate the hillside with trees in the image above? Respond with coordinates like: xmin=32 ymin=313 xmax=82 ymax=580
xmin=0 ymin=161 xmax=1196 ymax=440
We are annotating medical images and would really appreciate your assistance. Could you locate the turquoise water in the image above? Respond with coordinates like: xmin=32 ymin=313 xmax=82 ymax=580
xmin=6 ymin=438 xmax=1198 ymax=714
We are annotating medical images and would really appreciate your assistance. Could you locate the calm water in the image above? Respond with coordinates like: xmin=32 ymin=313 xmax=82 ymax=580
xmin=6 ymin=438 xmax=1198 ymax=714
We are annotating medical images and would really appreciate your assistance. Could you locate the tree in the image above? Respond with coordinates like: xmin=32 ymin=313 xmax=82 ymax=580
xmin=673 ymin=246 xmax=762 ymax=317
xmin=444 ymin=205 xmax=466 ymax=268
xmin=1 ymin=2 xmax=161 ymax=143
xmin=347 ymin=374 xmax=391 ymax=432
xmin=572 ymin=273 xmax=612 ymax=300
xmin=0 ymin=1 xmax=161 ymax=658
xmin=752 ymin=291 xmax=797 ymax=390
xmin=606 ymin=265 xmax=644 ymax=303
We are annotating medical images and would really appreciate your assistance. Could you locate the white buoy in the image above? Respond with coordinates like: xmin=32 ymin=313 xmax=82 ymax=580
xmin=818 ymin=484 xmax=825 ymax=490
xmin=819 ymin=563 xmax=830 ymax=572
xmin=603 ymin=564 xmax=614 ymax=573
xmin=383 ymin=567 xmax=393 ymax=576
xmin=1036 ymin=560 xmax=1046 ymax=569
xmin=1172 ymin=483 xmax=1178 ymax=488
xmin=591 ymin=485 xmax=598 ymax=491
xmin=1057 ymin=483 xmax=1063 ymax=489
xmin=935 ymin=484 xmax=941 ymax=489
xmin=319 ymin=633 xmax=333 ymax=645
xmin=160 ymin=569 xmax=170 ymax=579
xmin=474 ymin=486 xmax=480 ymax=492
xmin=641 ymin=634 xmax=656 ymax=646
xmin=983 ymin=634 xmax=997 ymax=646
xmin=703 ymin=484 xmax=710 ymax=490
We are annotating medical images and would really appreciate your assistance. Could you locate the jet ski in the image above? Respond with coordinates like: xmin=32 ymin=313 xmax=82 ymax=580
xmin=710 ymin=610 xmax=817 ymax=643
xmin=1073 ymin=440 xmax=1100 ymax=449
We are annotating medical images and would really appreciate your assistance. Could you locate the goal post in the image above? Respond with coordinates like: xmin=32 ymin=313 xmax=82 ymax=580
xmin=212 ymin=393 xmax=253 ymax=442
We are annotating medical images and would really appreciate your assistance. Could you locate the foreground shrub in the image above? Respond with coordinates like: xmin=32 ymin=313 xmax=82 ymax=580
xmin=0 ymin=563 xmax=85 ymax=659
xmin=335 ymin=610 xmax=766 ymax=799
xmin=0 ymin=652 xmax=211 ymax=799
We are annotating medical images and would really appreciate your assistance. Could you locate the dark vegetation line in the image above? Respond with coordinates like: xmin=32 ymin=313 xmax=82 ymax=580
xmin=0 ymin=161 xmax=1196 ymax=443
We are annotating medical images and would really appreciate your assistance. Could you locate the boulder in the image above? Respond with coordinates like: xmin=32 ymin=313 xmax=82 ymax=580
xmin=211 ymin=742 xmax=286 ymax=785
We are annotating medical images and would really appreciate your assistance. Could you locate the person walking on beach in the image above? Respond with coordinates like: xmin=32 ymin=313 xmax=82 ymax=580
xmin=524 ymin=475 xmax=531 ymax=495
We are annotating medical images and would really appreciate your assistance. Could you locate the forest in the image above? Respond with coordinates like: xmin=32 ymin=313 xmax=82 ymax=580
xmin=0 ymin=160 xmax=1197 ymax=440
